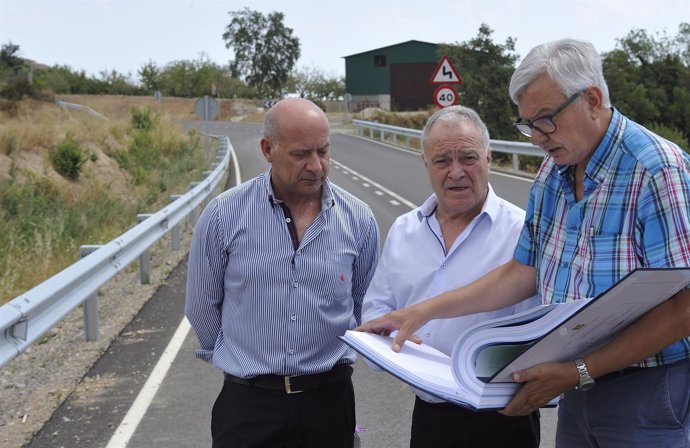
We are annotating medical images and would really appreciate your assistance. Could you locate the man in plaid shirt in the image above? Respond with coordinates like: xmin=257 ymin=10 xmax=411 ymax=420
xmin=358 ymin=38 xmax=690 ymax=447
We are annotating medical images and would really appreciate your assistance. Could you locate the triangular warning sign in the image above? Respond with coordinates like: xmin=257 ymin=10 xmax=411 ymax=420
xmin=430 ymin=56 xmax=462 ymax=85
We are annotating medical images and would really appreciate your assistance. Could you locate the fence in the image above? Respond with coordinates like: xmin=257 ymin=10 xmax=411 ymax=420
xmin=57 ymin=99 xmax=110 ymax=121
xmin=351 ymin=119 xmax=543 ymax=175
xmin=0 ymin=136 xmax=233 ymax=369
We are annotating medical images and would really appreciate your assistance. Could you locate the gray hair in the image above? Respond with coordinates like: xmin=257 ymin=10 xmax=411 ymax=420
xmin=509 ymin=38 xmax=611 ymax=107
xmin=422 ymin=105 xmax=490 ymax=153
xmin=263 ymin=107 xmax=281 ymax=143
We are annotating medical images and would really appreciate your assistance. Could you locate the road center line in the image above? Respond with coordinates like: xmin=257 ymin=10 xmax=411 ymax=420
xmin=331 ymin=159 xmax=418 ymax=209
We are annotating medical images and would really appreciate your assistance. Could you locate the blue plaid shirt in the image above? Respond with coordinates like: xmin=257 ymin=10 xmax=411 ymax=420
xmin=514 ymin=108 xmax=690 ymax=367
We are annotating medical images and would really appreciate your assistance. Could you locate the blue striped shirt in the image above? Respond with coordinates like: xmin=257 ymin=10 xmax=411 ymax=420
xmin=514 ymin=108 xmax=690 ymax=367
xmin=185 ymin=170 xmax=380 ymax=377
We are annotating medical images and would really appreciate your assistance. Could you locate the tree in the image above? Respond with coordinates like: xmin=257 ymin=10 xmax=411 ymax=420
xmin=438 ymin=24 xmax=520 ymax=140
xmin=139 ymin=60 xmax=162 ymax=92
xmin=603 ymin=23 xmax=690 ymax=144
xmin=139 ymin=56 xmax=255 ymax=99
xmin=286 ymin=66 xmax=344 ymax=100
xmin=0 ymin=41 xmax=24 ymax=71
xmin=222 ymin=7 xmax=300 ymax=98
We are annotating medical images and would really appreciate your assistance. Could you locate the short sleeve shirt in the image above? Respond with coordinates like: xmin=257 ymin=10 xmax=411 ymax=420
xmin=514 ymin=108 xmax=690 ymax=367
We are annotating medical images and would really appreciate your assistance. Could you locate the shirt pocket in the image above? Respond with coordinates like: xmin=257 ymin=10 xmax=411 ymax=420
xmin=320 ymin=253 xmax=354 ymax=302
xmin=584 ymin=232 xmax=636 ymax=282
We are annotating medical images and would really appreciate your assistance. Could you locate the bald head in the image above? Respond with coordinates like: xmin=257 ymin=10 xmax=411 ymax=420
xmin=260 ymin=98 xmax=331 ymax=202
xmin=264 ymin=98 xmax=329 ymax=144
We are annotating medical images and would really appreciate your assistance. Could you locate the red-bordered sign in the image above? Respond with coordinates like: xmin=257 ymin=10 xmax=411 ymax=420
xmin=434 ymin=85 xmax=458 ymax=108
xmin=430 ymin=56 xmax=462 ymax=85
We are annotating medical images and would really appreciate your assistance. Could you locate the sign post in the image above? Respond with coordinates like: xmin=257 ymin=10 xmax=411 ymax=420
xmin=429 ymin=55 xmax=463 ymax=108
xmin=195 ymin=95 xmax=219 ymax=159
xmin=154 ymin=90 xmax=162 ymax=115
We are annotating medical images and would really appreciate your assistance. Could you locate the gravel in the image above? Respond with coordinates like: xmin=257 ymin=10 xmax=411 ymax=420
xmin=0 ymin=230 xmax=192 ymax=448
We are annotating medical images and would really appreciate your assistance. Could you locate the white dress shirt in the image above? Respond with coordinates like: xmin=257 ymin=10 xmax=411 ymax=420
xmin=362 ymin=185 xmax=536 ymax=402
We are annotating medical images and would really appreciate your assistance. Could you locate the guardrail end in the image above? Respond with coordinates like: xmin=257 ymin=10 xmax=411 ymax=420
xmin=11 ymin=319 xmax=28 ymax=341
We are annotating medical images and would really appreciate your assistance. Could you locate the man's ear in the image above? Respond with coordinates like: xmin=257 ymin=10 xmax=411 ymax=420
xmin=585 ymin=86 xmax=605 ymax=119
xmin=486 ymin=147 xmax=492 ymax=164
xmin=260 ymin=138 xmax=273 ymax=163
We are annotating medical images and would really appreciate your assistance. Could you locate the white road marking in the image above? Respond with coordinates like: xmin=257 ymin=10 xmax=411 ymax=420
xmin=106 ymin=139 xmax=242 ymax=448
xmin=331 ymin=159 xmax=417 ymax=209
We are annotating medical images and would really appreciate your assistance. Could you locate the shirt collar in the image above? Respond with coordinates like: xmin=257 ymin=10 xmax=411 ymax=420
xmin=264 ymin=169 xmax=335 ymax=210
xmin=416 ymin=184 xmax=498 ymax=223
xmin=556 ymin=107 xmax=624 ymax=185
xmin=584 ymin=107 xmax=624 ymax=184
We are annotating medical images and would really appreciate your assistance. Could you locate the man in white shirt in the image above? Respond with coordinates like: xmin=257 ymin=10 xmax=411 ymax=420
xmin=362 ymin=106 xmax=539 ymax=447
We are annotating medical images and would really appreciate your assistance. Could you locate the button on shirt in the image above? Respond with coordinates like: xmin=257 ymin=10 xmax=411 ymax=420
xmin=514 ymin=108 xmax=690 ymax=367
xmin=362 ymin=185 xmax=537 ymax=402
xmin=185 ymin=171 xmax=380 ymax=378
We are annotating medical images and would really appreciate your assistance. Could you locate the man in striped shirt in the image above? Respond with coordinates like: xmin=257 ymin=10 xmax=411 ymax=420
xmin=185 ymin=98 xmax=379 ymax=448
xmin=359 ymin=38 xmax=690 ymax=447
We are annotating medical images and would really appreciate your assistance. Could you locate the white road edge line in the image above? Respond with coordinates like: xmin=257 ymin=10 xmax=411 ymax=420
xmin=105 ymin=318 xmax=191 ymax=448
xmin=106 ymin=137 xmax=242 ymax=448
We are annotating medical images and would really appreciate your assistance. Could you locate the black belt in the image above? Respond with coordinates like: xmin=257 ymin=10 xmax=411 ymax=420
xmin=223 ymin=364 xmax=353 ymax=394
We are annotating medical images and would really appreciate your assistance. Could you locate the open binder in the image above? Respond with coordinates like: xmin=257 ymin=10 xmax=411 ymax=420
xmin=342 ymin=267 xmax=690 ymax=410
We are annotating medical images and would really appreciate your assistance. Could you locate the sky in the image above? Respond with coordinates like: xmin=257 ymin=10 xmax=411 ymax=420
xmin=1 ymin=0 xmax=688 ymax=83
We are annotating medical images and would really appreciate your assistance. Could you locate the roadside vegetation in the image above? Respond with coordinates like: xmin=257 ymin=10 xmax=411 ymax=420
xmin=0 ymin=97 xmax=208 ymax=304
xmin=0 ymin=13 xmax=688 ymax=302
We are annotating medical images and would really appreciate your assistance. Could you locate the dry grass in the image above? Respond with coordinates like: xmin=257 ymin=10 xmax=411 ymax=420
xmin=0 ymin=95 xmax=235 ymax=304
xmin=58 ymin=94 xmax=264 ymax=122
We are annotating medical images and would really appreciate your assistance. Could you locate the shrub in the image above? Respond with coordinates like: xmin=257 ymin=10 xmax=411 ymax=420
xmin=51 ymin=135 xmax=87 ymax=180
xmin=131 ymin=107 xmax=155 ymax=131
xmin=646 ymin=123 xmax=689 ymax=151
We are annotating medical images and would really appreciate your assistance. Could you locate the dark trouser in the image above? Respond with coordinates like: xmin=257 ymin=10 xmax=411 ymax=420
xmin=556 ymin=359 xmax=690 ymax=447
xmin=211 ymin=366 xmax=355 ymax=448
xmin=410 ymin=396 xmax=540 ymax=448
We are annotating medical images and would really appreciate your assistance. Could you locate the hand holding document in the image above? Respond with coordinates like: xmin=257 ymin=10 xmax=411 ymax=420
xmin=342 ymin=268 xmax=690 ymax=410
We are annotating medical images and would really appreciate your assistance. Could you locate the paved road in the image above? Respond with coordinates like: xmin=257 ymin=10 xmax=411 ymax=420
xmin=27 ymin=122 xmax=557 ymax=448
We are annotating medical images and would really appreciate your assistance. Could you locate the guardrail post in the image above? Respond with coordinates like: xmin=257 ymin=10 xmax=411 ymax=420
xmin=170 ymin=195 xmax=183 ymax=251
xmin=512 ymin=154 xmax=519 ymax=174
xmin=80 ymin=245 xmax=103 ymax=341
xmin=380 ymin=129 xmax=385 ymax=142
xmin=137 ymin=214 xmax=153 ymax=284
xmin=190 ymin=182 xmax=201 ymax=226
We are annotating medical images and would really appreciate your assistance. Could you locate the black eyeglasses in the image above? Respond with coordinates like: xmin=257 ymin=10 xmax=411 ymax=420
xmin=513 ymin=91 xmax=584 ymax=138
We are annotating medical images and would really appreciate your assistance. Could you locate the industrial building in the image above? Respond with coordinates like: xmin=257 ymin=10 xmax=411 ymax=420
xmin=343 ymin=40 xmax=439 ymax=112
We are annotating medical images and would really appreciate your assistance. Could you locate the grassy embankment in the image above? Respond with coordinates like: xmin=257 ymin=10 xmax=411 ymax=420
xmin=0 ymin=95 xmax=226 ymax=305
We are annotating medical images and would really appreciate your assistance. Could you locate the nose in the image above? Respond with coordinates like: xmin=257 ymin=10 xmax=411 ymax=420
xmin=529 ymin=128 xmax=549 ymax=148
xmin=448 ymin=161 xmax=465 ymax=179
xmin=305 ymin=152 xmax=323 ymax=173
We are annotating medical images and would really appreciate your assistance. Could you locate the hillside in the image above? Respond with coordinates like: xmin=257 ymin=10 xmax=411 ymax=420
xmin=0 ymin=95 xmax=260 ymax=305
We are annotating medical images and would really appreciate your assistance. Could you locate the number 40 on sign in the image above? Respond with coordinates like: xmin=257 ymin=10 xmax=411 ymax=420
xmin=434 ymin=85 xmax=457 ymax=108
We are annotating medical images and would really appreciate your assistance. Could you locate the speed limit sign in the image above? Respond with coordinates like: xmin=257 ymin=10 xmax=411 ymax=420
xmin=434 ymin=85 xmax=458 ymax=108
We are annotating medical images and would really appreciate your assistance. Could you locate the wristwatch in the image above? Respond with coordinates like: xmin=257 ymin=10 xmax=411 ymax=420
xmin=573 ymin=357 xmax=595 ymax=391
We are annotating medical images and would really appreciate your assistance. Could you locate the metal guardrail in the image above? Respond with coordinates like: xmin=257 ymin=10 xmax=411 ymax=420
xmin=57 ymin=99 xmax=110 ymax=121
xmin=352 ymin=119 xmax=543 ymax=175
xmin=0 ymin=136 xmax=232 ymax=369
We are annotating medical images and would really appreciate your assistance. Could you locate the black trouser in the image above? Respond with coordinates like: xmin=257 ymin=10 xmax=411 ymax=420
xmin=410 ymin=396 xmax=540 ymax=448
xmin=211 ymin=367 xmax=355 ymax=448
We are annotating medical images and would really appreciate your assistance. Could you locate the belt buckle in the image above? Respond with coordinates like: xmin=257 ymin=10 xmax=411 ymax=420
xmin=284 ymin=375 xmax=303 ymax=394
